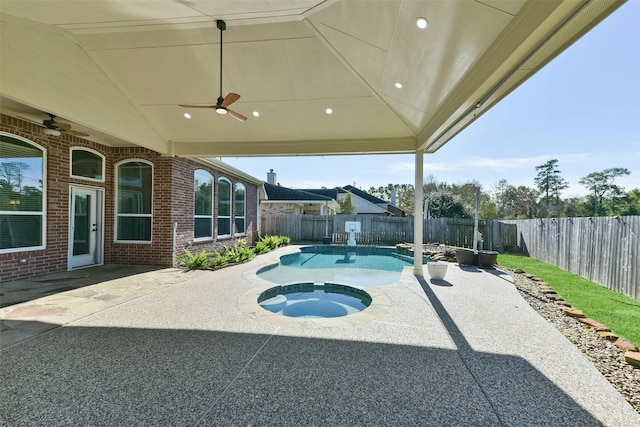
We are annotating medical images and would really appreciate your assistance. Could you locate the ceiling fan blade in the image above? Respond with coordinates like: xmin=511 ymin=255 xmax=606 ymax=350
xmin=53 ymin=122 xmax=72 ymax=131
xmin=179 ymin=104 xmax=217 ymax=109
xmin=17 ymin=115 xmax=45 ymax=127
xmin=221 ymin=93 xmax=240 ymax=108
xmin=227 ymin=109 xmax=247 ymax=122
xmin=65 ymin=129 xmax=90 ymax=137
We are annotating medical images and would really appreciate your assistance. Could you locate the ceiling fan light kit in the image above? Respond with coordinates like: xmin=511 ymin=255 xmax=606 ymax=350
xmin=43 ymin=128 xmax=61 ymax=137
xmin=179 ymin=19 xmax=247 ymax=122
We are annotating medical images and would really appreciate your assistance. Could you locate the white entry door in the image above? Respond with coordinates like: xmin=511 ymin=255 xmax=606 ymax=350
xmin=69 ymin=186 xmax=103 ymax=269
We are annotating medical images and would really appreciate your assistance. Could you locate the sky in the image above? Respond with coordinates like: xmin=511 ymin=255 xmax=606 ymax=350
xmin=222 ymin=1 xmax=640 ymax=198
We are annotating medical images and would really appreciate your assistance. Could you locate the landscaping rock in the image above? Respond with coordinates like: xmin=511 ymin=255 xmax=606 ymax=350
xmin=562 ymin=307 xmax=585 ymax=318
xmin=616 ymin=338 xmax=639 ymax=353
xmin=597 ymin=331 xmax=619 ymax=342
xmin=506 ymin=268 xmax=640 ymax=411
xmin=578 ymin=317 xmax=611 ymax=332
xmin=624 ymin=351 xmax=640 ymax=369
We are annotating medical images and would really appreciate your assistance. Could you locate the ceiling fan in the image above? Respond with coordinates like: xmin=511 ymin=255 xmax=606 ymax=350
xmin=179 ymin=20 xmax=247 ymax=122
xmin=18 ymin=113 xmax=89 ymax=137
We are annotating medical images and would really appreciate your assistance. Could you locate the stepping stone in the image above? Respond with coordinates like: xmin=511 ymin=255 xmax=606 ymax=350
xmin=577 ymin=317 xmax=610 ymax=332
xmin=624 ymin=351 xmax=640 ymax=368
xmin=562 ymin=307 xmax=585 ymax=318
xmin=615 ymin=338 xmax=639 ymax=352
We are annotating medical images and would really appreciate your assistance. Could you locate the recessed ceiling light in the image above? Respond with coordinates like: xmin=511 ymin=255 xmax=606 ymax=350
xmin=394 ymin=82 xmax=403 ymax=89
xmin=325 ymin=108 xmax=333 ymax=115
xmin=416 ymin=17 xmax=428 ymax=29
xmin=253 ymin=111 xmax=260 ymax=117
xmin=183 ymin=113 xmax=191 ymax=119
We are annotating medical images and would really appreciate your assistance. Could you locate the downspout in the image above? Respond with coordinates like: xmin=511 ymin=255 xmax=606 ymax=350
xmin=172 ymin=222 xmax=178 ymax=267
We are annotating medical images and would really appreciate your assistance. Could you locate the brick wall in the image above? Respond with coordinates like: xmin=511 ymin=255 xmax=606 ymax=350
xmin=261 ymin=203 xmax=301 ymax=216
xmin=0 ymin=114 xmax=259 ymax=282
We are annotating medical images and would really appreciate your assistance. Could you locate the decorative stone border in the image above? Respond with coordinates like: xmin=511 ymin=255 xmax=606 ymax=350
xmin=514 ymin=269 xmax=640 ymax=369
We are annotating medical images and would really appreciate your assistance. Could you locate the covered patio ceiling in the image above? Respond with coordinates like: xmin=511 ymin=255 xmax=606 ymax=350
xmin=0 ymin=0 xmax=624 ymax=159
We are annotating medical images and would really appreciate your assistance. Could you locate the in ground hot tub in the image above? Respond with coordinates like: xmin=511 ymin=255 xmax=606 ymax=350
xmin=258 ymin=282 xmax=372 ymax=318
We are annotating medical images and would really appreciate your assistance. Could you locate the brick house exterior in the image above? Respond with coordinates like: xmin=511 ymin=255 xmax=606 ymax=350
xmin=0 ymin=114 xmax=260 ymax=282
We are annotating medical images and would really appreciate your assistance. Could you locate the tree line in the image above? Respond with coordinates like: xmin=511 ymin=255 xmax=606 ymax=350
xmin=367 ymin=160 xmax=639 ymax=219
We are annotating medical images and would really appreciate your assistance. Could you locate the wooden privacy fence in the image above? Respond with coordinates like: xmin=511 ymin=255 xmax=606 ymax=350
xmin=262 ymin=213 xmax=639 ymax=300
xmin=504 ymin=216 xmax=640 ymax=300
xmin=261 ymin=214 xmax=517 ymax=250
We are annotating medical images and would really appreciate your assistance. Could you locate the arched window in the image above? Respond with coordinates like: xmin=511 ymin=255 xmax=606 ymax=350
xmin=234 ymin=182 xmax=246 ymax=235
xmin=194 ymin=169 xmax=213 ymax=239
xmin=115 ymin=160 xmax=153 ymax=242
xmin=70 ymin=147 xmax=104 ymax=181
xmin=217 ymin=177 xmax=231 ymax=237
xmin=0 ymin=133 xmax=46 ymax=252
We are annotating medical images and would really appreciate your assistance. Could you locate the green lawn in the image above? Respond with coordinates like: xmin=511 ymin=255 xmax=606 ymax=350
xmin=498 ymin=254 xmax=640 ymax=347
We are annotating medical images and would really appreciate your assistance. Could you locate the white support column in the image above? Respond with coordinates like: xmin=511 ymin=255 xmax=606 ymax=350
xmin=414 ymin=150 xmax=424 ymax=276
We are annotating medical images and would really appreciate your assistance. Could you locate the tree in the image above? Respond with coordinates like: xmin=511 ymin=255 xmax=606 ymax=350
xmin=479 ymin=194 xmax=499 ymax=219
xmin=500 ymin=185 xmax=538 ymax=219
xmin=534 ymin=159 xmax=568 ymax=216
xmin=618 ymin=188 xmax=640 ymax=216
xmin=426 ymin=191 xmax=470 ymax=218
xmin=578 ymin=168 xmax=631 ymax=215
xmin=368 ymin=183 xmax=414 ymax=215
xmin=338 ymin=192 xmax=357 ymax=214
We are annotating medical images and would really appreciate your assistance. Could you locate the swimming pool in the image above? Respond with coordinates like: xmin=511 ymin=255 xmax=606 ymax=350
xmin=257 ymin=246 xmax=428 ymax=287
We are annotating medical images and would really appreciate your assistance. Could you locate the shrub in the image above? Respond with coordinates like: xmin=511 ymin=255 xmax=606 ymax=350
xmin=224 ymin=239 xmax=255 ymax=264
xmin=176 ymin=249 xmax=213 ymax=269
xmin=253 ymin=235 xmax=291 ymax=254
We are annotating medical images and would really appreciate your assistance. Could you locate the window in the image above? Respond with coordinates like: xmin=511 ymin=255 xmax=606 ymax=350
xmin=70 ymin=148 xmax=104 ymax=181
xmin=235 ymin=182 xmax=246 ymax=235
xmin=217 ymin=177 xmax=231 ymax=237
xmin=116 ymin=160 xmax=152 ymax=242
xmin=194 ymin=169 xmax=213 ymax=239
xmin=0 ymin=134 xmax=45 ymax=252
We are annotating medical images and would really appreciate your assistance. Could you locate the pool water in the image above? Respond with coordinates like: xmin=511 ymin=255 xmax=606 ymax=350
xmin=257 ymin=246 xmax=427 ymax=288
xmin=258 ymin=283 xmax=372 ymax=318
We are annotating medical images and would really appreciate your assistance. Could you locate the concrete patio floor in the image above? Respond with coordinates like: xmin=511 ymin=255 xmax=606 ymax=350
xmin=1 ymin=246 xmax=639 ymax=426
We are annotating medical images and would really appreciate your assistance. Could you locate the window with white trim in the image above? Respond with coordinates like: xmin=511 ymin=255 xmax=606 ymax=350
xmin=116 ymin=160 xmax=152 ymax=242
xmin=0 ymin=134 xmax=46 ymax=252
xmin=194 ymin=169 xmax=213 ymax=239
xmin=217 ymin=177 xmax=231 ymax=237
xmin=70 ymin=147 xmax=104 ymax=181
xmin=234 ymin=182 xmax=246 ymax=235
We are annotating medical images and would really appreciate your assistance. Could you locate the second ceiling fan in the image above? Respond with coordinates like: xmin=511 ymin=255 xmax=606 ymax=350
xmin=180 ymin=20 xmax=247 ymax=122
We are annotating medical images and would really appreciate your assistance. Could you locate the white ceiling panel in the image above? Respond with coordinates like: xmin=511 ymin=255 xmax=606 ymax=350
xmin=0 ymin=0 xmax=625 ymax=157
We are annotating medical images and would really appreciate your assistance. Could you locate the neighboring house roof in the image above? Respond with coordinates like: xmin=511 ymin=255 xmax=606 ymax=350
xmin=298 ymin=188 xmax=347 ymax=199
xmin=342 ymin=185 xmax=388 ymax=205
xmin=263 ymin=183 xmax=334 ymax=202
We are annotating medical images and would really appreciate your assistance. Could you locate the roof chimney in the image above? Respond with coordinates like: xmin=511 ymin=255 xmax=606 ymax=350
xmin=267 ymin=169 xmax=277 ymax=185
xmin=390 ymin=188 xmax=397 ymax=205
